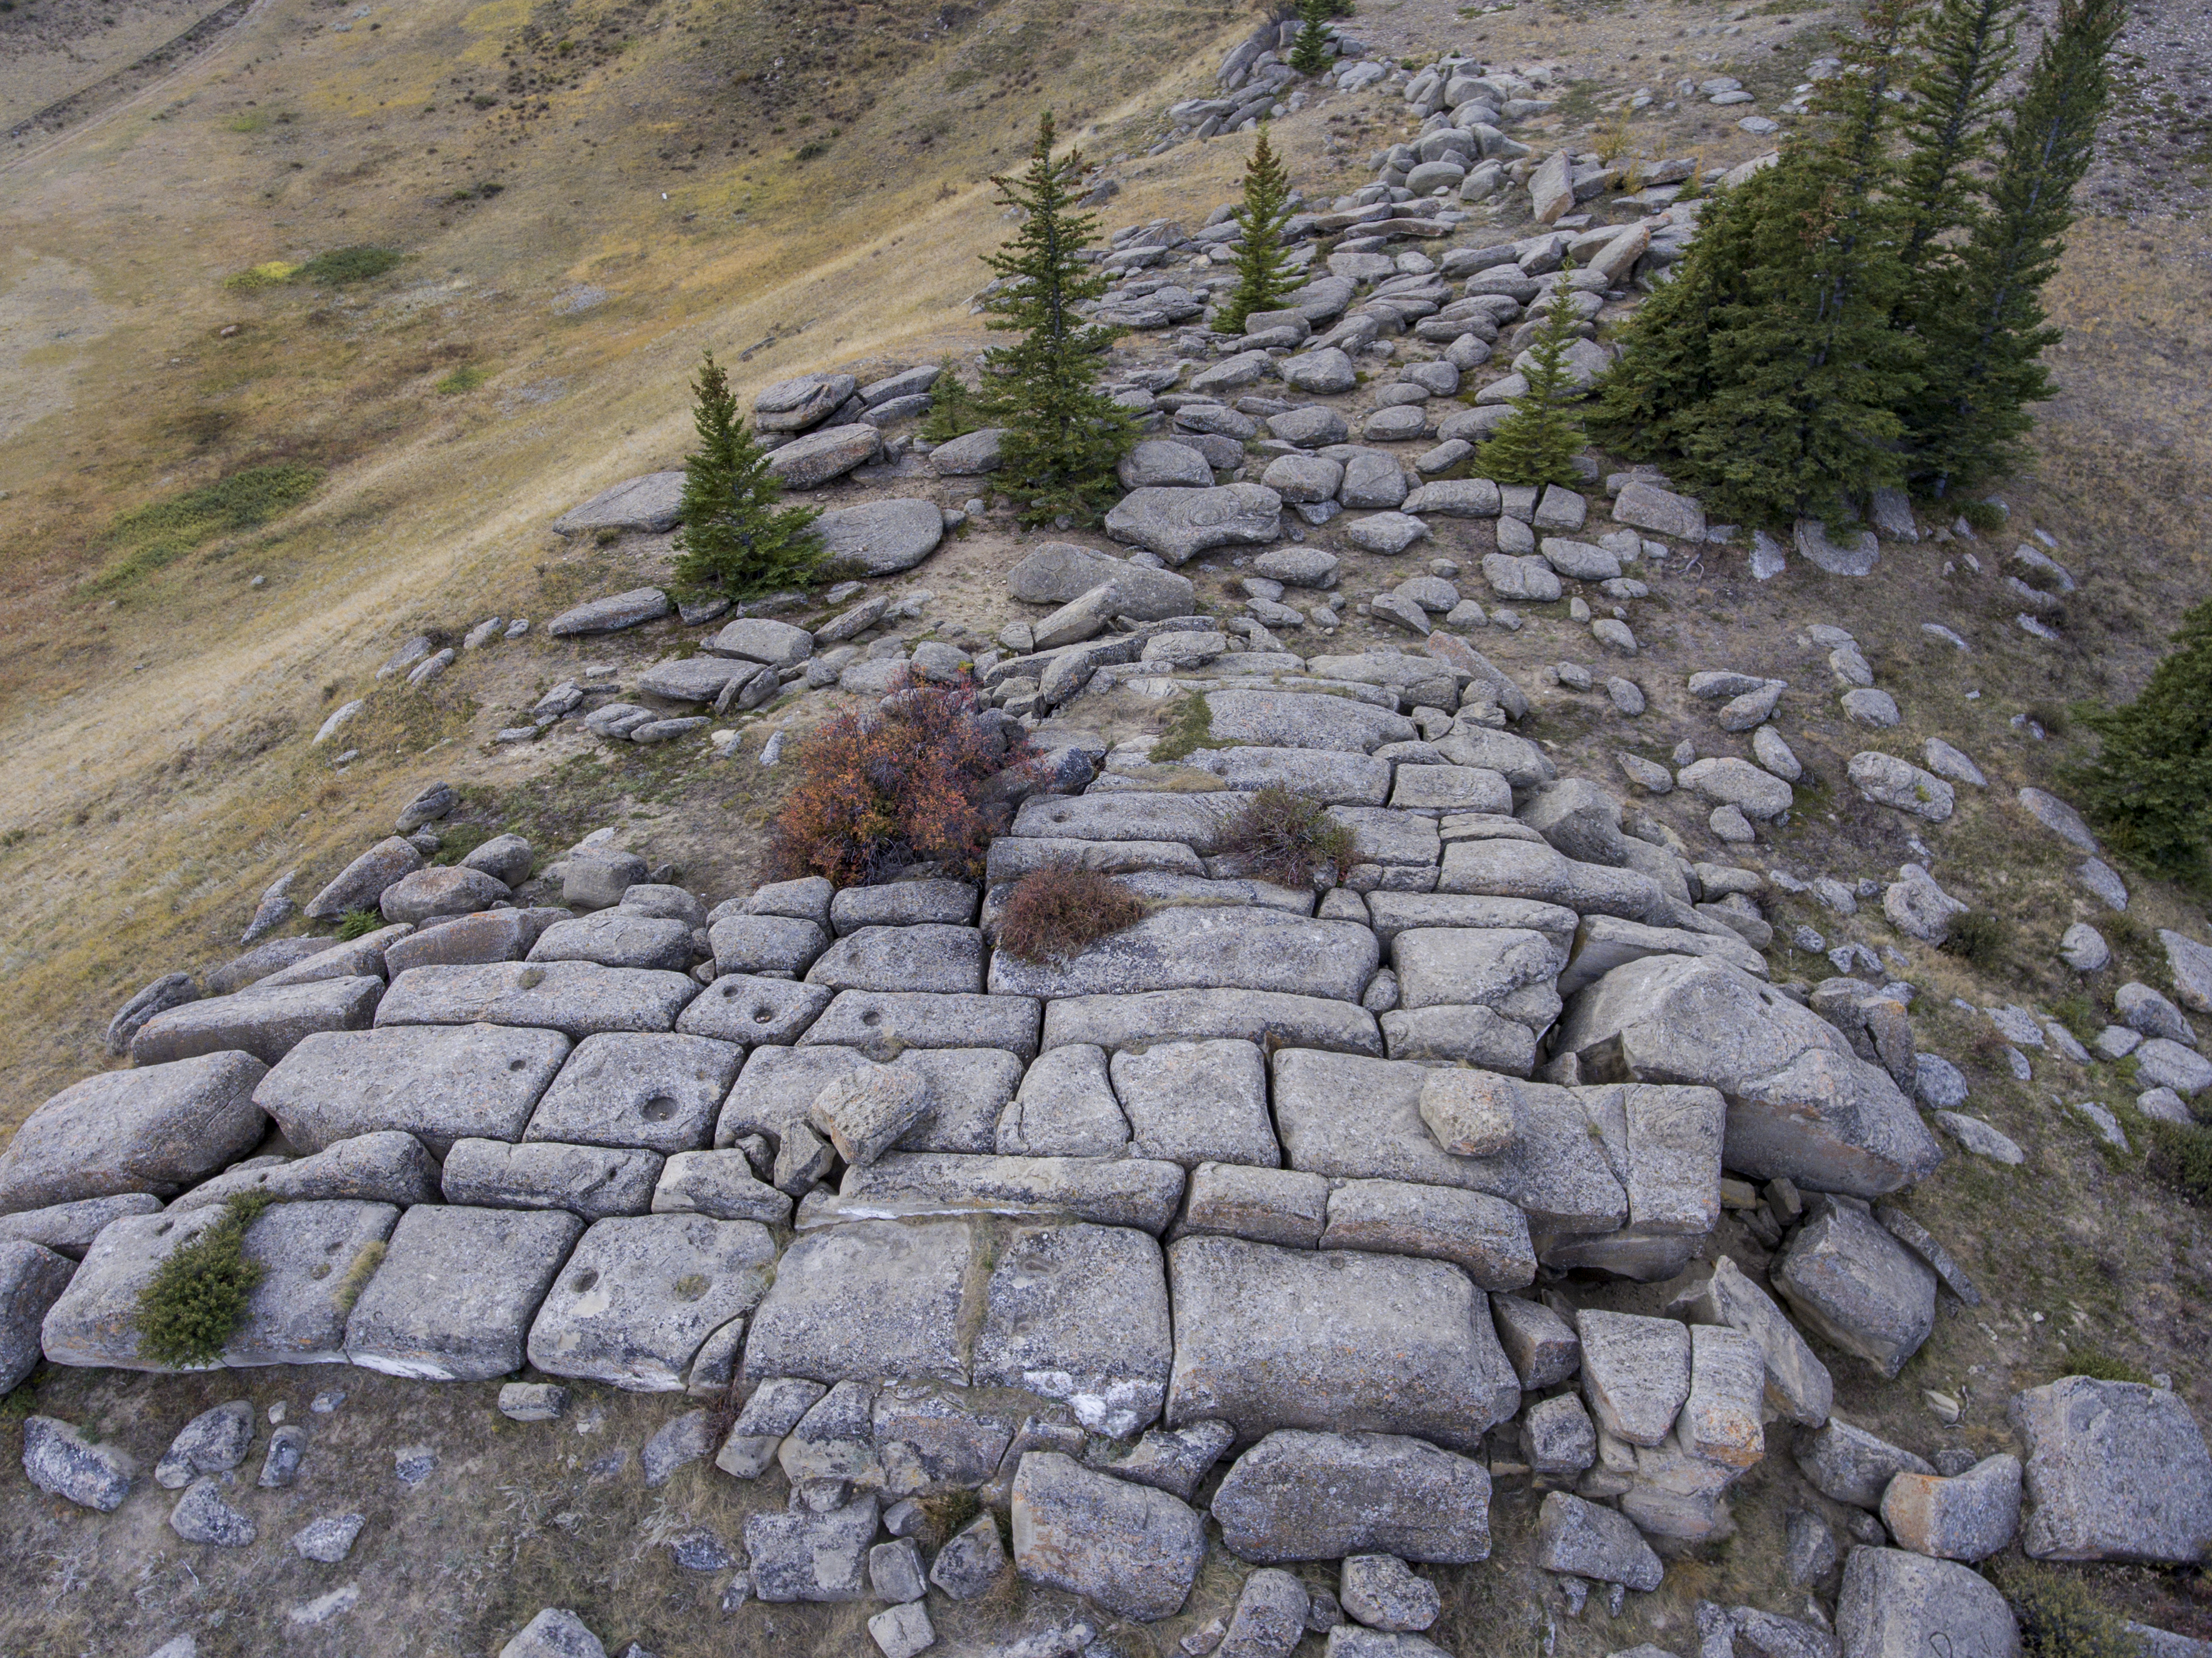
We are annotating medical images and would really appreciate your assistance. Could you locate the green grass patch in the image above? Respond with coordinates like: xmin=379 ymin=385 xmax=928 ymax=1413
xmin=2060 ymin=1346 xmax=2153 ymax=1384
xmin=297 ymin=245 xmax=405 ymax=285
xmin=133 ymin=1193 xmax=272 ymax=1368
xmin=1150 ymin=693 xmax=1234 ymax=763
xmin=436 ymin=364 xmax=490 ymax=395
xmin=225 ymin=259 xmax=301 ymax=290
xmin=94 ymin=462 xmax=323 ymax=590
xmin=226 ymin=111 xmax=272 ymax=134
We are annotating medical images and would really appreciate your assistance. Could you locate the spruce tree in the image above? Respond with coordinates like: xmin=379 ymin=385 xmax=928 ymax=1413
xmin=670 ymin=350 xmax=823 ymax=596
xmin=1903 ymin=0 xmax=2121 ymax=496
xmin=1288 ymin=0 xmax=1334 ymax=75
xmin=977 ymin=111 xmax=1136 ymax=526
xmin=2071 ymin=596 xmax=2212 ymax=880
xmin=1474 ymin=265 xmax=1588 ymax=488
xmin=920 ymin=357 xmax=984 ymax=443
xmin=1645 ymin=0 xmax=1924 ymax=523
xmin=1894 ymin=0 xmax=2020 ymax=277
xmin=1216 ymin=126 xmax=1301 ymax=336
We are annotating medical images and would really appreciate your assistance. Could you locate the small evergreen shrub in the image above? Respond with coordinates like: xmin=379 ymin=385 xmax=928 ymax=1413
xmin=335 ymin=907 xmax=384 ymax=941
xmin=134 ymin=1193 xmax=273 ymax=1368
xmin=435 ymin=364 xmax=488 ymax=395
xmin=2149 ymin=1119 xmax=2212 ymax=1203
xmin=297 ymin=246 xmax=405 ymax=285
xmin=1219 ymin=786 xmax=1356 ymax=887
xmin=1474 ymin=262 xmax=1589 ymax=488
xmin=1288 ymin=0 xmax=1334 ymax=77
xmin=96 ymin=462 xmax=323 ymax=588
xmin=671 ymin=350 xmax=824 ymax=598
xmin=1216 ymin=126 xmax=1302 ymax=335
xmin=920 ymin=359 xmax=987 ymax=443
xmin=1940 ymin=909 xmax=2011 ymax=969
xmin=996 ymin=868 xmax=1148 ymax=963
xmin=2060 ymin=1346 xmax=2151 ymax=1384
xmin=2070 ymin=596 xmax=2212 ymax=882
xmin=1995 ymin=1561 xmax=2142 ymax=1658
xmin=766 ymin=679 xmax=1031 ymax=887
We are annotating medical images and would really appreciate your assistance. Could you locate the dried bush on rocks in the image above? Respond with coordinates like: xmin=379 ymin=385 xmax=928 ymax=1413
xmin=1940 ymin=909 xmax=2012 ymax=969
xmin=134 ymin=1193 xmax=273 ymax=1368
xmin=767 ymin=678 xmax=1032 ymax=887
xmin=996 ymin=867 xmax=1148 ymax=963
xmin=1219 ymin=786 xmax=1356 ymax=887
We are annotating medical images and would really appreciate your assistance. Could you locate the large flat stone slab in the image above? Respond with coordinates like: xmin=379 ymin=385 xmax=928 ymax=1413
xmin=526 ymin=1214 xmax=776 ymax=1391
xmin=1109 ymin=1040 xmax=1280 ymax=1168
xmin=1012 ymin=1452 xmax=1206 ymax=1622
xmin=1010 ymin=793 xmax=1243 ymax=853
xmin=1212 ymin=1430 xmax=1493 ymax=1564
xmin=742 ymin=1218 xmax=979 ymax=1384
xmin=1272 ymin=1050 xmax=1628 ymax=1234
xmin=344 ymin=1205 xmax=584 ymax=1381
xmin=1202 ymin=690 xmax=1418 ymax=753
xmin=1436 ymin=838 xmax=1677 ymax=926
xmin=674 ymin=974 xmax=834 ymax=1046
xmin=1318 ymin=1179 xmax=1536 ymax=1289
xmin=525 ymin=1033 xmax=744 ymax=1154
xmin=552 ymin=471 xmax=685 ymax=535
xmin=989 ymin=908 xmax=1379 ymax=1001
xmin=42 ymin=1209 xmax=227 ymax=1370
xmin=442 ymin=1138 xmax=663 ymax=1220
xmin=131 ymin=977 xmax=383 ymax=1068
xmin=376 ymin=963 xmax=698 ymax=1038
xmin=254 ymin=1025 xmax=571 ymax=1156
xmin=833 ymin=1154 xmax=1186 ymax=1234
xmin=716 ymin=1047 xmax=1018 ymax=1158
xmin=1104 ymin=483 xmax=1282 ymax=565
xmin=1556 ymin=955 xmax=1943 ymax=1198
xmin=1772 ymin=1199 xmax=1937 ymax=1379
xmin=1040 ymin=989 xmax=1383 ymax=1057
xmin=2010 ymin=1376 xmax=2212 ymax=1563
xmin=1164 ymin=1235 xmax=1519 ymax=1451
xmin=1837 ymin=1548 xmax=2019 ymax=1658
xmin=799 ymin=991 xmax=1041 ymax=1059
xmin=805 ymin=926 xmax=985 ymax=995
xmin=225 ymin=1200 xmax=402 ymax=1366
xmin=1156 ymin=746 xmax=1393 ymax=805
xmin=168 ymin=1129 xmax=437 ymax=1213
xmin=815 ymin=497 xmax=944 ymax=576
xmin=0 ymin=1053 xmax=268 ymax=1212
xmin=1364 ymin=892 xmax=1579 ymax=951
xmin=974 ymin=1223 xmax=1172 ymax=1437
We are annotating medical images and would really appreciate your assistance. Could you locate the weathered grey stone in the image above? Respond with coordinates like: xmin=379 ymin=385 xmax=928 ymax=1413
xmin=526 ymin=913 xmax=692 ymax=973
xmin=170 ymin=1130 xmax=435 ymax=1215
xmin=1577 ymin=1308 xmax=1690 ymax=1446
xmin=244 ymin=926 xmax=403 ymax=989
xmin=0 ymin=1192 xmax=161 ymax=1259
xmin=1012 ymin=1451 xmax=1206 ymax=1621
xmin=1682 ymin=1322 xmax=1767 ymax=1469
xmin=527 ymin=1214 xmax=773 ymax=1390
xmin=154 ymin=1399 xmax=255 ymax=1489
xmin=1282 ymin=348 xmax=1359 ymax=393
xmin=170 ymin=1476 xmax=256 ymax=1546
xmin=708 ymin=914 xmax=830 ymax=977
xmin=292 ymin=1511 xmax=367 ymax=1562
xmin=1772 ymin=1200 xmax=1937 ymax=1379
xmin=869 ymin=1602 xmax=935 ymax=1658
xmin=1215 ymin=1566 xmax=1311 ymax=1658
xmin=1794 ymin=520 xmax=1880 ymax=577
xmin=2019 ymin=786 xmax=2099 ymax=852
xmin=498 ymin=1381 xmax=568 ymax=1422
xmin=808 ymin=925 xmax=984 ymax=995
xmin=998 ymin=1044 xmax=1129 ymax=1157
xmin=1006 ymin=544 xmax=1197 ymax=618
xmin=929 ymin=1512 xmax=1009 ymax=1600
xmin=746 ymin=1492 xmax=879 ymax=1601
xmin=22 ymin=1414 xmax=136 ymax=1510
xmin=1179 ymin=1162 xmax=1329 ymax=1249
xmin=1679 ymin=757 xmax=1794 ymax=821
xmin=131 ymin=977 xmax=382 ymax=1068
xmin=1165 ymin=1235 xmax=1518 ymax=1450
xmin=830 ymin=1152 xmax=1184 ymax=1235
xmin=498 ymin=1607 xmax=609 ymax=1658
xmin=1848 ymin=753 xmax=1954 ymax=822
xmin=545 ymin=589 xmax=674 ymax=639
xmin=0 ymin=1240 xmax=70 ymax=1391
xmin=713 ymin=1375 xmax=825 ymax=1478
xmin=255 ymin=1024 xmax=568 ymax=1157
xmin=650 ymin=1150 xmax=790 ymax=1224
xmin=1212 ymin=1430 xmax=1493 ymax=1564
xmin=526 ymin=1033 xmax=742 ymax=1153
xmin=1105 ymin=485 xmax=1282 ymax=565
xmin=561 ymin=849 xmax=649 ymax=911
xmin=743 ymin=1218 xmax=975 ymax=1384
xmin=1556 ymin=955 xmax=1943 ymax=1198
xmin=1524 ymin=1392 xmax=1597 ymax=1473
xmin=1534 ymin=1491 xmax=1663 ymax=1590
xmin=381 ymin=866 xmax=512 ymax=927
xmin=990 ymin=907 xmax=1378 ymax=1002
xmin=1798 ymin=1419 xmax=1936 ymax=1509
xmin=377 ymin=961 xmax=698 ymax=1038
xmin=1108 ymin=1039 xmax=1279 ymax=1169
xmin=1881 ymin=1453 xmax=2021 ymax=1562
xmin=973 ymin=1222 xmax=1171 ymax=1437
xmin=344 ymin=1205 xmax=585 ymax=1381
xmin=1323 ymin=1632 xmax=1447 ymax=1658
xmin=106 ymin=973 xmax=200 ymax=1057
xmin=1392 ymin=927 xmax=1564 ymax=1015
xmin=827 ymin=881 xmax=976 ymax=934
xmin=815 ymin=498 xmax=945 ymax=576
xmin=928 ymin=426 xmax=1005 ymax=474
xmin=1688 ymin=1254 xmax=1833 ymax=1427
xmin=380 ymin=911 xmax=544 ymax=976
xmin=767 ymin=423 xmax=882 ymax=488
xmin=2165 ymin=930 xmax=2212 ymax=1016
xmin=1093 ymin=1417 xmax=1235 ymax=1503
xmin=304 ymin=838 xmax=425 ymax=922
xmin=719 ymin=1046 xmax=1016 ymax=1163
xmin=553 ymin=472 xmax=685 ymax=536
xmin=675 ymin=974 xmax=831 ymax=1046
xmin=1337 ymin=1557 xmax=1441 ymax=1638
xmin=808 ymin=1063 xmax=932 ymax=1167
xmin=1836 ymin=1548 xmax=2018 ymax=1658
xmin=1320 ymin=1179 xmax=1534 ymax=1289
xmin=0 ymin=1053 xmax=268 ymax=1213
xmin=1490 ymin=1294 xmax=1579 ymax=1387
xmin=2010 ymin=1376 xmax=2212 ymax=1562
xmin=1041 ymin=989 xmax=1381 ymax=1058
xmin=2140 ymin=1038 xmax=2212 ymax=1095
xmin=1202 ymin=690 xmax=1416 ymax=754
xmin=872 ymin=1386 xmax=1014 ymax=1492
xmin=441 ymin=1138 xmax=661 ymax=1220
xmin=1434 ymin=838 xmax=1673 ymax=926
xmin=870 ymin=1536 xmax=928 ymax=1603
xmin=1556 ymin=915 xmax=1769 ymax=1000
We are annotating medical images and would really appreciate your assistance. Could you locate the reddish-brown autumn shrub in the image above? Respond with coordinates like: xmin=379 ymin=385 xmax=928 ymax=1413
xmin=995 ymin=866 xmax=1148 ymax=964
xmin=1218 ymin=784 xmax=1356 ymax=887
xmin=766 ymin=675 xmax=1032 ymax=887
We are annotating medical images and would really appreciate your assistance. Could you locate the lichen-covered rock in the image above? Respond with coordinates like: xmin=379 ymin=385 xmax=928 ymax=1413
xmin=1010 ymin=1451 xmax=1206 ymax=1621
xmin=2009 ymin=1376 xmax=2212 ymax=1563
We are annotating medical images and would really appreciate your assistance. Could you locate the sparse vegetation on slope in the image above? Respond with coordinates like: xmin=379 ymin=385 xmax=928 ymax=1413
xmin=132 ymin=1192 xmax=272 ymax=1368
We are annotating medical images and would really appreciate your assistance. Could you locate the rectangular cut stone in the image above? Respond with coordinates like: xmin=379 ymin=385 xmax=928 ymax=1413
xmin=1319 ymin=1179 xmax=1536 ymax=1289
xmin=986 ymin=838 xmax=1208 ymax=884
xmin=1437 ymin=838 xmax=1674 ymax=926
xmin=1164 ymin=1234 xmax=1520 ymax=1451
xmin=1682 ymin=1323 xmax=1766 ymax=1469
xmin=376 ymin=962 xmax=699 ymax=1037
xmin=716 ymin=1047 xmax=1019 ymax=1157
xmin=1171 ymin=746 xmax=1393 ymax=804
xmin=527 ymin=1214 xmax=776 ymax=1391
xmin=799 ymin=992 xmax=1043 ymax=1059
xmin=2009 ymin=1376 xmax=2212 ymax=1564
xmin=1577 ymin=1308 xmax=1692 ymax=1447
xmin=1109 ymin=1040 xmax=1280 ymax=1168
xmin=742 ymin=1218 xmax=978 ymax=1385
xmin=805 ymin=926 xmax=984 ymax=996
xmin=1329 ymin=808 xmax=1443 ymax=868
xmin=974 ymin=1223 xmax=1173 ymax=1438
xmin=1041 ymin=990 xmax=1383 ymax=1057
xmin=1010 ymin=1452 xmax=1208 ymax=1622
xmin=1179 ymin=1162 xmax=1330 ymax=1248
xmin=1557 ymin=914 xmax=1770 ymax=998
xmin=254 ymin=1024 xmax=573 ymax=1155
xmin=131 ymin=977 xmax=383 ymax=1068
xmin=1365 ymin=892 xmax=1579 ymax=951
xmin=675 ymin=973 xmax=829 ymax=1046
xmin=0 ymin=1053 xmax=269 ymax=1212
xmin=226 ymin=1199 xmax=402 ymax=1366
xmin=1202 ymin=690 xmax=1418 ymax=753
xmin=1390 ymin=766 xmax=1512 ymax=814
xmin=344 ymin=1205 xmax=585 ymax=1381
xmin=1211 ymin=1430 xmax=1494 ymax=1565
xmin=832 ymin=1154 xmax=1187 ymax=1235
xmin=41 ymin=1208 xmax=227 ymax=1370
xmin=1687 ymin=1254 xmax=1834 ymax=1427
xmin=1272 ymin=1050 xmax=1627 ymax=1234
xmin=1392 ymin=927 xmax=1567 ymax=1012
xmin=1012 ymin=794 xmax=1243 ymax=853
xmin=988 ymin=909 xmax=1380 ymax=1002
xmin=525 ymin=1033 xmax=745 ymax=1154
xmin=1573 ymin=1083 xmax=1725 ymax=1235
xmin=441 ymin=1138 xmax=664 ymax=1219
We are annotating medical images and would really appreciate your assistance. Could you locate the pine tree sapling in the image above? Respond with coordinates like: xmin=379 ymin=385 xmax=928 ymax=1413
xmin=1895 ymin=0 xmax=2020 ymax=277
xmin=672 ymin=350 xmax=824 ymax=596
xmin=2071 ymin=597 xmax=2212 ymax=881
xmin=1474 ymin=261 xmax=1588 ymax=488
xmin=1216 ymin=126 xmax=1302 ymax=336
xmin=920 ymin=357 xmax=986 ymax=443
xmin=977 ymin=112 xmax=1136 ymax=526
xmin=1289 ymin=0 xmax=1334 ymax=75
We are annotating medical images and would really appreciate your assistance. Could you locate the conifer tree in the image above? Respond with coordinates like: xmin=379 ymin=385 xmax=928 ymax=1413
xmin=1288 ymin=0 xmax=1334 ymax=75
xmin=670 ymin=350 xmax=823 ymax=596
xmin=977 ymin=112 xmax=1136 ymax=526
xmin=1216 ymin=126 xmax=1301 ymax=335
xmin=2072 ymin=595 xmax=2212 ymax=880
xmin=920 ymin=357 xmax=985 ymax=443
xmin=1903 ymin=0 xmax=2121 ymax=495
xmin=1474 ymin=264 xmax=1588 ymax=488
xmin=1894 ymin=0 xmax=2020 ymax=277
